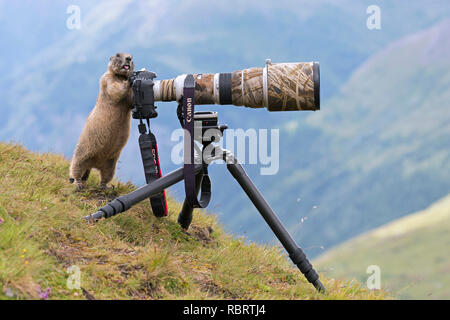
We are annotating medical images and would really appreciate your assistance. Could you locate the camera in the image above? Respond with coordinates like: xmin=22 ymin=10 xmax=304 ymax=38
xmin=130 ymin=70 xmax=158 ymax=119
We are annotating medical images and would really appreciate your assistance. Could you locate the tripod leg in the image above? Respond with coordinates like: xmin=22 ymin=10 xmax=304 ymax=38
xmin=85 ymin=164 xmax=204 ymax=221
xmin=178 ymin=172 xmax=203 ymax=229
xmin=226 ymin=158 xmax=325 ymax=293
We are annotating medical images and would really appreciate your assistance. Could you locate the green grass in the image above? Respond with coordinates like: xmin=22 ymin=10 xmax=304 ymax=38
xmin=314 ymin=195 xmax=450 ymax=299
xmin=0 ymin=142 xmax=387 ymax=300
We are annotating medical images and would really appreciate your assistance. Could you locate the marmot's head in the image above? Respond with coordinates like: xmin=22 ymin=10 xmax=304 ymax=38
xmin=108 ymin=52 xmax=134 ymax=77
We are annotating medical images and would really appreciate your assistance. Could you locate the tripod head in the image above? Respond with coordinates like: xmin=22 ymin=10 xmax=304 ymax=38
xmin=193 ymin=111 xmax=228 ymax=145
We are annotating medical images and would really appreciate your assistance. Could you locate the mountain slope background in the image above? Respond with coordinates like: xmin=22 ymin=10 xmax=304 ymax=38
xmin=314 ymin=194 xmax=450 ymax=299
xmin=242 ymin=18 xmax=450 ymax=256
xmin=1 ymin=0 xmax=450 ymax=258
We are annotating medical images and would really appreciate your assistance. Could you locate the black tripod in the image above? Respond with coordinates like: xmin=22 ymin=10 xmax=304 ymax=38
xmin=85 ymin=112 xmax=325 ymax=293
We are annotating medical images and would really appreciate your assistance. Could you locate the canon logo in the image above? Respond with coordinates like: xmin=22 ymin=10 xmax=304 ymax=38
xmin=152 ymin=148 xmax=158 ymax=174
xmin=186 ymin=97 xmax=192 ymax=123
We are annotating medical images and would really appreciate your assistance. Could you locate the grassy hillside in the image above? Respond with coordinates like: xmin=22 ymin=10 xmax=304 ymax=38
xmin=0 ymin=142 xmax=387 ymax=300
xmin=314 ymin=194 xmax=450 ymax=299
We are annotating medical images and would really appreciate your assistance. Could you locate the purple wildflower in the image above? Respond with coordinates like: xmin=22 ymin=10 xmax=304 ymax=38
xmin=37 ymin=285 xmax=52 ymax=300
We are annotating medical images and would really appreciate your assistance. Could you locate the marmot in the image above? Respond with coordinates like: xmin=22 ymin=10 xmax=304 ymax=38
xmin=70 ymin=52 xmax=135 ymax=189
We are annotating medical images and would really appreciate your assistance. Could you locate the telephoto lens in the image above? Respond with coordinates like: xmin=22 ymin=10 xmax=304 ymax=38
xmin=152 ymin=59 xmax=320 ymax=111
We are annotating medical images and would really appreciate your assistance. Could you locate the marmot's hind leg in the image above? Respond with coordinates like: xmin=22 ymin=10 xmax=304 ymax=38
xmin=70 ymin=159 xmax=91 ymax=190
xmin=81 ymin=169 xmax=91 ymax=182
xmin=99 ymin=159 xmax=117 ymax=189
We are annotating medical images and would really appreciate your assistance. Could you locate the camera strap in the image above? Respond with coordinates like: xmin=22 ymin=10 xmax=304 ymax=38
xmin=131 ymin=72 xmax=168 ymax=217
xmin=137 ymin=119 xmax=168 ymax=217
xmin=183 ymin=74 xmax=211 ymax=208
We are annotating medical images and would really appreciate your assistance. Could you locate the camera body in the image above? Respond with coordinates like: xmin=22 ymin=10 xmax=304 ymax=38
xmin=130 ymin=70 xmax=158 ymax=119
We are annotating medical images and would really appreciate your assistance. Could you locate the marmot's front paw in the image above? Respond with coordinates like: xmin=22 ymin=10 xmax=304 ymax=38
xmin=73 ymin=179 xmax=85 ymax=191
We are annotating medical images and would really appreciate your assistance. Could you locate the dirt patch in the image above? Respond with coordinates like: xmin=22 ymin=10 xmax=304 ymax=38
xmin=191 ymin=264 xmax=240 ymax=299
xmin=137 ymin=279 xmax=162 ymax=299
xmin=189 ymin=225 xmax=214 ymax=245
xmin=76 ymin=186 xmax=120 ymax=203
xmin=46 ymin=242 xmax=108 ymax=267
xmin=196 ymin=277 xmax=239 ymax=299
xmin=200 ymin=280 xmax=221 ymax=297
xmin=118 ymin=262 xmax=143 ymax=279
xmin=47 ymin=245 xmax=83 ymax=266
xmin=81 ymin=287 xmax=96 ymax=300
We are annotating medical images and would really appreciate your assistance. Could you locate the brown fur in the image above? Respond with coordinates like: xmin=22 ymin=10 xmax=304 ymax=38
xmin=70 ymin=53 xmax=135 ymax=189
